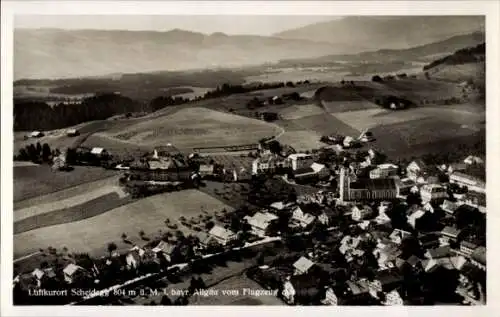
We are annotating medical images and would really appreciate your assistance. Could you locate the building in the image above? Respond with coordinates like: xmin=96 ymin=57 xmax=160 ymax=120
xmin=90 ymin=147 xmax=109 ymax=157
xmin=63 ymin=264 xmax=85 ymax=284
xmin=152 ymin=241 xmax=177 ymax=262
xmin=425 ymin=246 xmax=452 ymax=260
xmin=126 ymin=248 xmax=144 ymax=270
xmin=373 ymin=242 xmax=403 ymax=269
xmin=460 ymin=241 xmax=479 ymax=256
xmin=441 ymin=200 xmax=461 ymax=215
xmin=340 ymin=168 xmax=399 ymax=201
xmin=439 ymin=226 xmax=461 ymax=246
xmin=450 ymin=172 xmax=486 ymax=194
xmin=420 ymin=184 xmax=447 ymax=203
xmin=243 ymin=211 xmax=279 ymax=237
xmin=370 ymin=164 xmax=399 ymax=179
xmin=407 ymin=208 xmax=426 ymax=229
xmin=66 ymin=128 xmax=79 ymax=137
xmin=382 ymin=289 xmax=404 ymax=306
xmin=290 ymin=206 xmax=316 ymax=228
xmin=351 ymin=204 xmax=374 ymax=222
xmin=29 ymin=131 xmax=44 ymax=138
xmin=208 ymin=225 xmax=237 ymax=246
xmin=321 ymin=287 xmax=339 ymax=305
xmin=252 ymin=153 xmax=284 ymax=175
xmin=464 ymin=155 xmax=484 ymax=165
xmin=292 ymin=256 xmax=315 ymax=275
xmin=406 ymin=160 xmax=428 ymax=182
xmin=288 ymin=153 xmax=314 ymax=171
xmin=470 ymin=246 xmax=486 ymax=270
xmin=389 ymin=229 xmax=412 ymax=245
xmin=269 ymin=201 xmax=294 ymax=211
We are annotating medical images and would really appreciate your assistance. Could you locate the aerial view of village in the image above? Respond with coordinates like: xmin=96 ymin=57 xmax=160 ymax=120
xmin=11 ymin=15 xmax=486 ymax=306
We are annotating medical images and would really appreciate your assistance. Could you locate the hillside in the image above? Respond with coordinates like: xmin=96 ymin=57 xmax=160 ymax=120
xmin=14 ymin=28 xmax=343 ymax=80
xmin=274 ymin=16 xmax=485 ymax=52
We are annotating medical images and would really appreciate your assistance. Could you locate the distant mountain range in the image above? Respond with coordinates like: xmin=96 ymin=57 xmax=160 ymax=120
xmin=274 ymin=16 xmax=485 ymax=50
xmin=14 ymin=16 xmax=485 ymax=80
xmin=276 ymin=31 xmax=485 ymax=67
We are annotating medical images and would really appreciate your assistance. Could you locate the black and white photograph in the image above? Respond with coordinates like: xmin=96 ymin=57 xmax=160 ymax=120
xmin=1 ymin=1 xmax=499 ymax=314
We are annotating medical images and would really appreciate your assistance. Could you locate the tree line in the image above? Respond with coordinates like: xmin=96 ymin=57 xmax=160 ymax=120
xmin=423 ymin=43 xmax=485 ymax=71
xmin=14 ymin=93 xmax=142 ymax=131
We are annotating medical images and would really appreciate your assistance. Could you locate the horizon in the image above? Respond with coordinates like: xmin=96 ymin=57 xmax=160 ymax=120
xmin=14 ymin=15 xmax=339 ymax=36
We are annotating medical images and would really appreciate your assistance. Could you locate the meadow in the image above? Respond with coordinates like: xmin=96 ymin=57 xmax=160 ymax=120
xmin=14 ymin=189 xmax=233 ymax=258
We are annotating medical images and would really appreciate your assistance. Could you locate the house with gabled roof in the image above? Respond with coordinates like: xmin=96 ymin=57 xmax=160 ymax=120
xmin=208 ymin=225 xmax=237 ymax=246
xmin=152 ymin=241 xmax=177 ymax=262
xmin=406 ymin=160 xmax=428 ymax=182
xmin=439 ymin=226 xmax=461 ymax=246
xmin=290 ymin=206 xmax=316 ymax=228
xmin=389 ymin=229 xmax=412 ymax=245
xmin=244 ymin=211 xmax=279 ymax=237
xmin=293 ymin=256 xmax=315 ymax=275
xmin=441 ymin=200 xmax=461 ymax=215
xmin=63 ymin=263 xmax=86 ymax=284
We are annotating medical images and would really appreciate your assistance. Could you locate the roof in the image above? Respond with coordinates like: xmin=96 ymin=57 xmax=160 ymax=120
xmin=152 ymin=241 xmax=176 ymax=255
xmin=407 ymin=160 xmax=427 ymax=171
xmin=464 ymin=155 xmax=484 ymax=165
xmin=293 ymin=256 xmax=315 ymax=272
xmin=288 ymin=153 xmax=313 ymax=160
xmin=32 ymin=268 xmax=45 ymax=280
xmin=441 ymin=200 xmax=459 ymax=212
xmin=375 ymin=268 xmax=403 ymax=288
xmin=471 ymin=246 xmax=486 ymax=265
xmin=346 ymin=280 xmax=370 ymax=295
xmin=377 ymin=163 xmax=399 ymax=170
xmin=406 ymin=255 xmax=421 ymax=267
xmin=441 ymin=226 xmax=461 ymax=238
xmin=408 ymin=209 xmax=426 ymax=224
xmin=426 ymin=246 xmax=452 ymax=259
xmin=350 ymin=178 xmax=397 ymax=190
xmin=209 ymin=225 xmax=236 ymax=240
xmin=63 ymin=263 xmax=82 ymax=276
xmin=461 ymin=240 xmax=479 ymax=250
xmin=148 ymin=157 xmax=183 ymax=170
xmin=245 ymin=212 xmax=278 ymax=230
xmin=90 ymin=147 xmax=105 ymax=155
xmin=389 ymin=229 xmax=412 ymax=241
xmin=270 ymin=201 xmax=293 ymax=210
xmin=311 ymin=162 xmax=326 ymax=173
xmin=294 ymin=167 xmax=316 ymax=177
xmin=450 ymin=171 xmax=485 ymax=185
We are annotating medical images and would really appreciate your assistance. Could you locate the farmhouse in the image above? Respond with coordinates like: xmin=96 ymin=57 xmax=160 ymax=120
xmin=449 ymin=171 xmax=486 ymax=194
xmin=293 ymin=256 xmax=315 ymax=275
xmin=63 ymin=264 xmax=86 ymax=284
xmin=406 ymin=160 xmax=428 ymax=182
xmin=288 ymin=153 xmax=314 ymax=171
xmin=290 ymin=206 xmax=316 ymax=228
xmin=66 ymin=128 xmax=79 ymax=137
xmin=351 ymin=204 xmax=374 ymax=222
xmin=29 ymin=131 xmax=44 ymax=138
xmin=252 ymin=153 xmax=284 ymax=175
xmin=152 ymin=241 xmax=177 ymax=262
xmin=464 ymin=155 xmax=484 ymax=165
xmin=244 ymin=211 xmax=279 ymax=237
xmin=369 ymin=164 xmax=399 ymax=179
xmin=90 ymin=147 xmax=109 ymax=157
xmin=420 ymin=184 xmax=447 ymax=203
xmin=208 ymin=225 xmax=237 ymax=246
xmin=439 ymin=226 xmax=461 ymax=246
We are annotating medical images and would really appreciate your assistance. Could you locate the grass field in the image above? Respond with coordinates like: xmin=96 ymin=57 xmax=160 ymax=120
xmin=97 ymin=107 xmax=283 ymax=150
xmin=276 ymin=130 xmax=325 ymax=151
xmin=279 ymin=104 xmax=325 ymax=120
xmin=15 ymin=179 xmax=126 ymax=222
xmin=14 ymin=192 xmax=132 ymax=234
xmin=14 ymin=165 xmax=119 ymax=202
xmin=14 ymin=190 xmax=233 ymax=258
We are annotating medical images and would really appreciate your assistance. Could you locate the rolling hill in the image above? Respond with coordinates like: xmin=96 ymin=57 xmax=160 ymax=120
xmin=14 ymin=28 xmax=344 ymax=80
xmin=274 ymin=16 xmax=485 ymax=52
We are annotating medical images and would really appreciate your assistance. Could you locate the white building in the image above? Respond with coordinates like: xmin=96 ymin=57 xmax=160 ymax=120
xmin=288 ymin=153 xmax=314 ymax=171
xmin=420 ymin=184 xmax=447 ymax=203
xmin=449 ymin=172 xmax=486 ymax=194
xmin=322 ymin=287 xmax=338 ymax=305
xmin=293 ymin=256 xmax=315 ymax=275
xmin=208 ymin=226 xmax=237 ymax=246
xmin=351 ymin=204 xmax=374 ymax=222
xmin=370 ymin=164 xmax=399 ymax=179
xmin=291 ymin=206 xmax=316 ymax=228
xmin=243 ymin=212 xmax=279 ymax=237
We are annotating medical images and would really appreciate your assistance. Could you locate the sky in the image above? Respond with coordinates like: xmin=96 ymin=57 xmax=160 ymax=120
xmin=14 ymin=15 xmax=338 ymax=36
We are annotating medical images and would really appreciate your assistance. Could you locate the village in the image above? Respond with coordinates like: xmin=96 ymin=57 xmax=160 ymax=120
xmin=13 ymin=133 xmax=486 ymax=306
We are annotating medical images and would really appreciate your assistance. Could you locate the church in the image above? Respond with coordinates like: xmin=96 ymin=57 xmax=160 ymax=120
xmin=339 ymin=167 xmax=399 ymax=201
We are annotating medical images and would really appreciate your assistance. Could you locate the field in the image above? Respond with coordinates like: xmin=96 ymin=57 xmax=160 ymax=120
xmin=96 ymin=107 xmax=283 ymax=151
xmin=279 ymin=104 xmax=325 ymax=120
xmin=13 ymin=165 xmax=119 ymax=202
xmin=14 ymin=190 xmax=233 ymax=258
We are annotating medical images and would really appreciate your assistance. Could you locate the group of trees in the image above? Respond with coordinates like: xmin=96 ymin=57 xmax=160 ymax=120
xmin=14 ymin=93 xmax=141 ymax=131
xmin=14 ymin=142 xmax=54 ymax=163
xmin=149 ymin=95 xmax=190 ymax=112
xmin=423 ymin=43 xmax=485 ymax=71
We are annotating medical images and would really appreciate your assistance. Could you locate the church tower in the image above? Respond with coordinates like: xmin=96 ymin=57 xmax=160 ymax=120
xmin=339 ymin=167 xmax=351 ymax=201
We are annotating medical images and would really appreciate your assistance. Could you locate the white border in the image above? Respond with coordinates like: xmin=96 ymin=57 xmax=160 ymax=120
xmin=2 ymin=1 xmax=499 ymax=317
